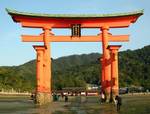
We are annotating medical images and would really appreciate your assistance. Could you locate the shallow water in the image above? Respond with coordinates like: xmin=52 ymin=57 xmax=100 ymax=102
xmin=0 ymin=95 xmax=71 ymax=114
xmin=0 ymin=94 xmax=150 ymax=114
xmin=0 ymin=96 xmax=36 ymax=114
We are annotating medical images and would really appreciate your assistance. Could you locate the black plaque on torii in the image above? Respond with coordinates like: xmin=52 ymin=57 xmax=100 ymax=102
xmin=71 ymin=24 xmax=81 ymax=37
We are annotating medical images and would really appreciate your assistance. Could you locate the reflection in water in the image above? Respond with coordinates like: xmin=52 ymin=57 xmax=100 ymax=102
xmin=0 ymin=96 xmax=117 ymax=114
xmin=0 ymin=96 xmax=70 ymax=114
xmin=0 ymin=96 xmax=35 ymax=114
xmin=0 ymin=95 xmax=150 ymax=114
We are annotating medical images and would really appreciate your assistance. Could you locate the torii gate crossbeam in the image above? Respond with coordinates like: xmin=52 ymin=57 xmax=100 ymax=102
xmin=22 ymin=34 xmax=129 ymax=42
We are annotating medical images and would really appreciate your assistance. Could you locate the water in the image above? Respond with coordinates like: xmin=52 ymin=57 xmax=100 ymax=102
xmin=0 ymin=94 xmax=150 ymax=114
xmin=0 ymin=96 xmax=35 ymax=114
xmin=0 ymin=95 xmax=71 ymax=114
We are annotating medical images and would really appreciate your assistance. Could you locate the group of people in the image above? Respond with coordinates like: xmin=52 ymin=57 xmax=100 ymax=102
xmin=100 ymin=92 xmax=122 ymax=111
xmin=53 ymin=93 xmax=68 ymax=102
xmin=30 ymin=92 xmax=69 ymax=102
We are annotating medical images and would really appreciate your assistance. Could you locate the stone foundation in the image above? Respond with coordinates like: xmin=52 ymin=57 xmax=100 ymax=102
xmin=35 ymin=92 xmax=52 ymax=105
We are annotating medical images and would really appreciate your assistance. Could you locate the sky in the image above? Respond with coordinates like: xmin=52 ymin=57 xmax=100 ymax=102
xmin=0 ymin=0 xmax=150 ymax=66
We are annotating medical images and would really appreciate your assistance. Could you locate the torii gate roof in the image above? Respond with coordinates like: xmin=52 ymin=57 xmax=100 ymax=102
xmin=6 ymin=8 xmax=143 ymax=19
xmin=6 ymin=8 xmax=143 ymax=28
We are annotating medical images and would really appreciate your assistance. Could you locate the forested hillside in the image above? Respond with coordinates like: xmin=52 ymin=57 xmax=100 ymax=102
xmin=0 ymin=45 xmax=150 ymax=92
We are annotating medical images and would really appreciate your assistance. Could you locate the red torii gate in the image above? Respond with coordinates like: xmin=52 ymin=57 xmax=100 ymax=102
xmin=7 ymin=9 xmax=143 ymax=105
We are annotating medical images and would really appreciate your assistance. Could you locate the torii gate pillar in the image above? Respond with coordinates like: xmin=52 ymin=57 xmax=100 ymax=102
xmin=101 ymin=26 xmax=111 ymax=102
xmin=43 ymin=27 xmax=52 ymax=103
xmin=100 ymin=57 xmax=105 ymax=93
xmin=108 ymin=45 xmax=121 ymax=102
xmin=33 ymin=45 xmax=52 ymax=105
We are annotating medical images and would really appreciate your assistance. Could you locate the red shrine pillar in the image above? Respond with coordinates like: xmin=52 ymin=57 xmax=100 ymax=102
xmin=107 ymin=45 xmax=121 ymax=102
xmin=101 ymin=26 xmax=111 ymax=102
xmin=43 ymin=27 xmax=52 ymax=102
xmin=100 ymin=57 xmax=105 ymax=93
xmin=33 ymin=46 xmax=45 ymax=105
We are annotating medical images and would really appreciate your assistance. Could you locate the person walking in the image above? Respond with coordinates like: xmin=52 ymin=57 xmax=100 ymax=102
xmin=100 ymin=92 xmax=105 ymax=103
xmin=65 ymin=95 xmax=68 ymax=102
xmin=115 ymin=95 xmax=122 ymax=111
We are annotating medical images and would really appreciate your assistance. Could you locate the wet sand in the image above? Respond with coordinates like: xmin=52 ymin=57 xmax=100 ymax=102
xmin=0 ymin=94 xmax=150 ymax=114
xmin=0 ymin=95 xmax=72 ymax=114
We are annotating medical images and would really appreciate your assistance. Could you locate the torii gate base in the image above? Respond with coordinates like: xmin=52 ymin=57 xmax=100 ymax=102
xmin=35 ymin=93 xmax=51 ymax=105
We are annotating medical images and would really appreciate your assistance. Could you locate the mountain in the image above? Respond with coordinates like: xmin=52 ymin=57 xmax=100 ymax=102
xmin=0 ymin=45 xmax=150 ymax=92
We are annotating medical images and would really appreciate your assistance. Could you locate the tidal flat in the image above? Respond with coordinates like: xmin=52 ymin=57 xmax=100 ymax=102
xmin=0 ymin=94 xmax=150 ymax=114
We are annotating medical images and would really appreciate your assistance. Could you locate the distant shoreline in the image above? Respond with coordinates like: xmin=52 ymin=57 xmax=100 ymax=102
xmin=0 ymin=92 xmax=31 ymax=96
